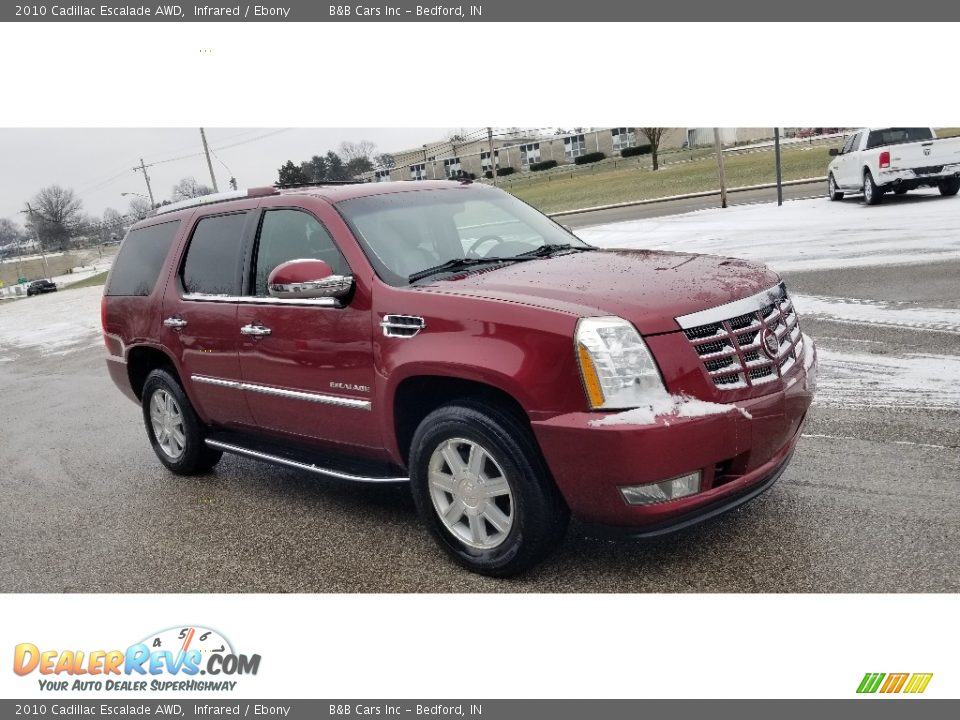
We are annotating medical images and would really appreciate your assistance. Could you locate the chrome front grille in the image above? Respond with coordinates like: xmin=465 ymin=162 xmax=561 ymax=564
xmin=680 ymin=283 xmax=804 ymax=391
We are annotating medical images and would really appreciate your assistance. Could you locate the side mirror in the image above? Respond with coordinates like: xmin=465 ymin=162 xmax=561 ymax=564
xmin=828 ymin=148 xmax=840 ymax=157
xmin=267 ymin=258 xmax=353 ymax=300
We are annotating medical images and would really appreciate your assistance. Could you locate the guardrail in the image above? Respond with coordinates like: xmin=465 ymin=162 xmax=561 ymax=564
xmin=550 ymin=176 xmax=827 ymax=217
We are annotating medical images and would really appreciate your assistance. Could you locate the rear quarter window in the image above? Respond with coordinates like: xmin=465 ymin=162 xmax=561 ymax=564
xmin=105 ymin=220 xmax=181 ymax=296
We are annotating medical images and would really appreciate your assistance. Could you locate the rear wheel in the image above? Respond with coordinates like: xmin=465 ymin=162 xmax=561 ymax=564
xmin=827 ymin=174 xmax=843 ymax=201
xmin=939 ymin=177 xmax=960 ymax=196
xmin=141 ymin=368 xmax=222 ymax=475
xmin=863 ymin=170 xmax=883 ymax=205
xmin=409 ymin=400 xmax=568 ymax=577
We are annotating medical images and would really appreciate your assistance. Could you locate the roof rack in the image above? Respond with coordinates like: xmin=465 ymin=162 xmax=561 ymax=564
xmin=273 ymin=179 xmax=369 ymax=189
xmin=150 ymin=186 xmax=279 ymax=217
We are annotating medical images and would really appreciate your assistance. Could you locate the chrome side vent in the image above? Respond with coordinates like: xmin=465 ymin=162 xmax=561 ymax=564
xmin=381 ymin=314 xmax=425 ymax=338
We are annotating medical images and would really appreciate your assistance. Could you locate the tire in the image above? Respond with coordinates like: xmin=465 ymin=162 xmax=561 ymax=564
xmin=827 ymin=174 xmax=843 ymax=201
xmin=863 ymin=169 xmax=883 ymax=205
xmin=141 ymin=368 xmax=222 ymax=475
xmin=894 ymin=187 xmax=908 ymax=195
xmin=939 ymin=177 xmax=960 ymax=196
xmin=408 ymin=400 xmax=569 ymax=577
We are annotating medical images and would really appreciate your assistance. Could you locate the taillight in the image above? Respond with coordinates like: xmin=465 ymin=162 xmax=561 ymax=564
xmin=100 ymin=295 xmax=108 ymax=346
xmin=879 ymin=151 xmax=891 ymax=169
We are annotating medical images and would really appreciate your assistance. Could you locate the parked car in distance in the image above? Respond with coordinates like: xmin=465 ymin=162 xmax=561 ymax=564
xmin=26 ymin=279 xmax=58 ymax=296
xmin=102 ymin=181 xmax=817 ymax=576
xmin=827 ymin=127 xmax=960 ymax=204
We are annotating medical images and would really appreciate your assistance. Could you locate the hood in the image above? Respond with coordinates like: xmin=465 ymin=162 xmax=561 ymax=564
xmin=417 ymin=249 xmax=781 ymax=335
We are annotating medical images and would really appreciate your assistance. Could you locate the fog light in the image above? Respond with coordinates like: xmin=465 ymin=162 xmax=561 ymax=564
xmin=620 ymin=472 xmax=702 ymax=505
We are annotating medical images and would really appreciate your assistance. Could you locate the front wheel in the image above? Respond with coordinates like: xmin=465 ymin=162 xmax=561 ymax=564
xmin=939 ymin=177 xmax=960 ymax=196
xmin=141 ymin=368 xmax=222 ymax=475
xmin=827 ymin=174 xmax=843 ymax=201
xmin=409 ymin=401 xmax=568 ymax=577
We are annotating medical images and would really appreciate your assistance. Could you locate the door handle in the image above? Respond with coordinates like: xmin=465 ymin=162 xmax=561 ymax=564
xmin=240 ymin=323 xmax=272 ymax=337
xmin=163 ymin=316 xmax=188 ymax=330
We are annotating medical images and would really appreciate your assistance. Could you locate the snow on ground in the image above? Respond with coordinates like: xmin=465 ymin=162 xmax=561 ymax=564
xmin=0 ymin=286 xmax=103 ymax=360
xmin=577 ymin=192 xmax=960 ymax=273
xmin=815 ymin=349 xmax=960 ymax=410
xmin=793 ymin=294 xmax=960 ymax=335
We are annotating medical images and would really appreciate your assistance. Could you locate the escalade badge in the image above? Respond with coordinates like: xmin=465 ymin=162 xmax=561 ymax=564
xmin=761 ymin=328 xmax=780 ymax=359
xmin=330 ymin=382 xmax=370 ymax=393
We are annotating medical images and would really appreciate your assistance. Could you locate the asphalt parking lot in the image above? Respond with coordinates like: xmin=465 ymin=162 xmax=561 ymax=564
xmin=1 ymin=191 xmax=958 ymax=593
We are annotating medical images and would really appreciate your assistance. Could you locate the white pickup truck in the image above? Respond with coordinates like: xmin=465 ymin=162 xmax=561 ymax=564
xmin=827 ymin=127 xmax=960 ymax=205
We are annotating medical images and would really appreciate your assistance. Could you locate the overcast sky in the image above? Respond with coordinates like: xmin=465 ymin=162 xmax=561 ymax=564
xmin=0 ymin=128 xmax=471 ymax=225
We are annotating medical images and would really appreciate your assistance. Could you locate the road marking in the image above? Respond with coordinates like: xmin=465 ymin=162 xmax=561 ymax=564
xmin=802 ymin=433 xmax=956 ymax=451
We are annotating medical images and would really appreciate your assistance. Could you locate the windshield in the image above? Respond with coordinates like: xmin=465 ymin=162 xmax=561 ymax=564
xmin=337 ymin=187 xmax=589 ymax=286
xmin=865 ymin=128 xmax=933 ymax=150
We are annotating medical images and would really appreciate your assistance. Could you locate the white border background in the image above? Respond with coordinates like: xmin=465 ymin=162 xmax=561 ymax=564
xmin=0 ymin=20 xmax=957 ymax=700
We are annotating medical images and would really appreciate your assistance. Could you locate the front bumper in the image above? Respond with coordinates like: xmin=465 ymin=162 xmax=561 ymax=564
xmin=531 ymin=340 xmax=816 ymax=528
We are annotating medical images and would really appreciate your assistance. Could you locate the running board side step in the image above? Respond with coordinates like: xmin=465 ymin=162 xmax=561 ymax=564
xmin=205 ymin=437 xmax=409 ymax=484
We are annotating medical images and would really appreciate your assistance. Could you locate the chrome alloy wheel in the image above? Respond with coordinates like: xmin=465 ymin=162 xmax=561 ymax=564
xmin=828 ymin=175 xmax=837 ymax=197
xmin=863 ymin=174 xmax=873 ymax=203
xmin=427 ymin=438 xmax=514 ymax=550
xmin=149 ymin=389 xmax=186 ymax=460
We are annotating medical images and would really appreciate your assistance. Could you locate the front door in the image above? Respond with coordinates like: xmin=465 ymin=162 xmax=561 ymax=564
xmin=236 ymin=207 xmax=379 ymax=450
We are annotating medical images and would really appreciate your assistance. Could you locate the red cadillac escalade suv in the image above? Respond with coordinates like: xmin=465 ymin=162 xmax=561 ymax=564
xmin=102 ymin=180 xmax=816 ymax=576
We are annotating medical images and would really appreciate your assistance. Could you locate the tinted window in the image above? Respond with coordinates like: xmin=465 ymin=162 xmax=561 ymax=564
xmin=251 ymin=209 xmax=348 ymax=296
xmin=181 ymin=213 xmax=248 ymax=295
xmin=105 ymin=220 xmax=181 ymax=296
xmin=866 ymin=127 xmax=933 ymax=149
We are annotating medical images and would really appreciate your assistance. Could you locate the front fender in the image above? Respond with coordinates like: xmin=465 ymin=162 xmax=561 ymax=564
xmin=374 ymin=315 xmax=584 ymax=462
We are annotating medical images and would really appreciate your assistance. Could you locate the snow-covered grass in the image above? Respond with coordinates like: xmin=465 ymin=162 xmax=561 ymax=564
xmin=816 ymin=349 xmax=960 ymax=410
xmin=577 ymin=192 xmax=960 ymax=274
xmin=0 ymin=286 xmax=103 ymax=360
xmin=794 ymin=294 xmax=960 ymax=335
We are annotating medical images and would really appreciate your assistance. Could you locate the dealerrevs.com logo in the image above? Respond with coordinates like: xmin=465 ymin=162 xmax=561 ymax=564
xmin=13 ymin=626 xmax=261 ymax=692
xmin=857 ymin=673 xmax=933 ymax=695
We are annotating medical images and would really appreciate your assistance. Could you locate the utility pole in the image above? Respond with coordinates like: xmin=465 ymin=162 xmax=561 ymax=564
xmin=713 ymin=128 xmax=728 ymax=209
xmin=133 ymin=158 xmax=156 ymax=208
xmin=487 ymin=127 xmax=497 ymax=186
xmin=200 ymin=128 xmax=219 ymax=192
xmin=774 ymin=127 xmax=784 ymax=206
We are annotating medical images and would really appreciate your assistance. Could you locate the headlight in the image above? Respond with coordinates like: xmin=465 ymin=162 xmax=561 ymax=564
xmin=575 ymin=316 xmax=666 ymax=410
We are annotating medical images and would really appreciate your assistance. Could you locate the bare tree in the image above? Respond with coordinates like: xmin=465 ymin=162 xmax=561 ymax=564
xmin=638 ymin=128 xmax=667 ymax=171
xmin=171 ymin=177 xmax=213 ymax=202
xmin=28 ymin=185 xmax=84 ymax=250
xmin=374 ymin=153 xmax=396 ymax=170
xmin=127 ymin=197 xmax=153 ymax=221
xmin=338 ymin=140 xmax=377 ymax=164
xmin=0 ymin=218 xmax=24 ymax=247
xmin=446 ymin=128 xmax=470 ymax=143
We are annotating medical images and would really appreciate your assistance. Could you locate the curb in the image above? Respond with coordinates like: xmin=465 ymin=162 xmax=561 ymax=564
xmin=550 ymin=177 xmax=827 ymax=217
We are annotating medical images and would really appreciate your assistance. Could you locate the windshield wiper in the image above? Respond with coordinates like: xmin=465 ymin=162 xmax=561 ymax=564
xmin=517 ymin=243 xmax=597 ymax=258
xmin=408 ymin=256 xmax=533 ymax=283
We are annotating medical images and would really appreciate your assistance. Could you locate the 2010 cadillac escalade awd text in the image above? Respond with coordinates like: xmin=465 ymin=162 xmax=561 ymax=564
xmin=102 ymin=180 xmax=817 ymax=576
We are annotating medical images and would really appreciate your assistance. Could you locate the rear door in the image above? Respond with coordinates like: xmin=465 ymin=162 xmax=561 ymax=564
xmin=236 ymin=203 xmax=379 ymax=450
xmin=161 ymin=210 xmax=258 ymax=429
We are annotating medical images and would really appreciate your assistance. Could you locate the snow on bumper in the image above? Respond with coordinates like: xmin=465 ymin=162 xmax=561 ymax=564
xmin=531 ymin=337 xmax=817 ymax=527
